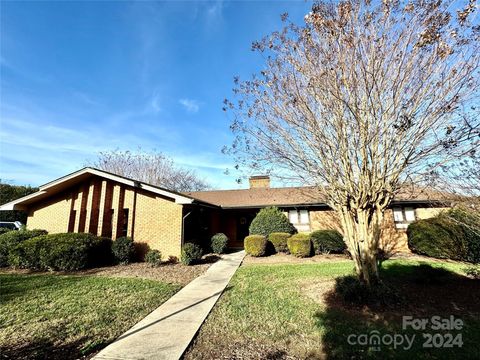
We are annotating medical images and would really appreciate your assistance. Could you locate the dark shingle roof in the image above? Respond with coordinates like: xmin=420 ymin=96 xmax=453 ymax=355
xmin=185 ymin=186 xmax=449 ymax=208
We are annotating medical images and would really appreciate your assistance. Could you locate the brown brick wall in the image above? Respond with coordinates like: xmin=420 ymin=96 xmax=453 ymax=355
xmin=26 ymin=175 xmax=184 ymax=259
xmin=27 ymin=192 xmax=72 ymax=233
xmin=133 ymin=190 xmax=183 ymax=259
xmin=309 ymin=206 xmax=448 ymax=253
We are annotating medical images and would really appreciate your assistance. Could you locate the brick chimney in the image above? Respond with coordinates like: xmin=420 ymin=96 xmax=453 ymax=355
xmin=249 ymin=175 xmax=270 ymax=189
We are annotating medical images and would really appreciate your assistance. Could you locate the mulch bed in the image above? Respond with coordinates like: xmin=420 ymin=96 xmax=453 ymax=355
xmin=242 ymin=252 xmax=350 ymax=265
xmin=0 ymin=254 xmax=220 ymax=286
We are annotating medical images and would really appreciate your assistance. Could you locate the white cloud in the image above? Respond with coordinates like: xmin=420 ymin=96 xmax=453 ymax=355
xmin=149 ymin=91 xmax=162 ymax=113
xmin=206 ymin=0 xmax=224 ymax=21
xmin=179 ymin=98 xmax=201 ymax=113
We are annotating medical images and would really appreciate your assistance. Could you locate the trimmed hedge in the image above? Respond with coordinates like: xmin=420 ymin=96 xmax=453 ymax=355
xmin=181 ymin=243 xmax=203 ymax=265
xmin=311 ymin=230 xmax=346 ymax=254
xmin=0 ymin=229 xmax=48 ymax=267
xmin=244 ymin=235 xmax=267 ymax=257
xmin=268 ymin=232 xmax=291 ymax=253
xmin=407 ymin=214 xmax=475 ymax=262
xmin=9 ymin=233 xmax=112 ymax=271
xmin=249 ymin=207 xmax=296 ymax=236
xmin=112 ymin=237 xmax=135 ymax=264
xmin=0 ymin=228 xmax=13 ymax=235
xmin=287 ymin=233 xmax=312 ymax=257
xmin=145 ymin=249 xmax=162 ymax=267
xmin=211 ymin=233 xmax=228 ymax=254
xmin=448 ymin=207 xmax=480 ymax=263
xmin=408 ymin=207 xmax=480 ymax=263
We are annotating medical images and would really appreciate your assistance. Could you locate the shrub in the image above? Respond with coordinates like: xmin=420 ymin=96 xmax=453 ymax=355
xmin=145 ymin=249 xmax=162 ymax=267
xmin=249 ymin=206 xmax=296 ymax=236
xmin=112 ymin=237 xmax=135 ymax=264
xmin=181 ymin=243 xmax=203 ymax=265
xmin=464 ymin=265 xmax=480 ymax=279
xmin=0 ymin=229 xmax=47 ymax=267
xmin=0 ymin=228 xmax=12 ymax=235
xmin=407 ymin=209 xmax=480 ymax=263
xmin=334 ymin=275 xmax=402 ymax=307
xmin=211 ymin=233 xmax=228 ymax=254
xmin=446 ymin=207 xmax=480 ymax=263
xmin=310 ymin=230 xmax=346 ymax=254
xmin=244 ymin=235 xmax=267 ymax=257
xmin=268 ymin=232 xmax=290 ymax=253
xmin=287 ymin=233 xmax=312 ymax=257
xmin=9 ymin=233 xmax=112 ymax=271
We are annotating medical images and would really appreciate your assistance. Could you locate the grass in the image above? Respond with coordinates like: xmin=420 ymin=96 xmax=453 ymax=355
xmin=185 ymin=259 xmax=480 ymax=359
xmin=0 ymin=273 xmax=181 ymax=359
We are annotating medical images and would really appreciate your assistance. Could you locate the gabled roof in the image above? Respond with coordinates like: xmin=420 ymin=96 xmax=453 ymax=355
xmin=0 ymin=167 xmax=214 ymax=211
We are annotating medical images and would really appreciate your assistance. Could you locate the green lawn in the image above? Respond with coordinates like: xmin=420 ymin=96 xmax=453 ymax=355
xmin=185 ymin=259 xmax=480 ymax=359
xmin=0 ymin=274 xmax=180 ymax=359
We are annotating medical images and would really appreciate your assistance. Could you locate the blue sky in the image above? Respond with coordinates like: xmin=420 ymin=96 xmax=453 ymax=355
xmin=0 ymin=0 xmax=311 ymax=189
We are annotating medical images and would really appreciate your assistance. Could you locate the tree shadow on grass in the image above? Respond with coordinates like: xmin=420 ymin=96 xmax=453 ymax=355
xmin=0 ymin=336 xmax=108 ymax=360
xmin=0 ymin=274 xmax=87 ymax=304
xmin=314 ymin=262 xmax=480 ymax=359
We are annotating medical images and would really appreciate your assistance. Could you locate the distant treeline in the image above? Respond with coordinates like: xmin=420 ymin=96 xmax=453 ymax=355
xmin=0 ymin=182 xmax=38 ymax=223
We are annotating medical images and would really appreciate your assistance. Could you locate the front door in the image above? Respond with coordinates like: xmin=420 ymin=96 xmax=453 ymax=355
xmin=236 ymin=212 xmax=256 ymax=247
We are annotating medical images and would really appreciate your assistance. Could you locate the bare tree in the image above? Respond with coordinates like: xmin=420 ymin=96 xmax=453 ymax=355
xmin=431 ymin=150 xmax=480 ymax=235
xmin=88 ymin=149 xmax=210 ymax=192
xmin=224 ymin=0 xmax=480 ymax=285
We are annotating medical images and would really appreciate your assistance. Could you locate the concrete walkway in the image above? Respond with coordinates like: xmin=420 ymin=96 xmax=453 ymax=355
xmin=94 ymin=250 xmax=245 ymax=360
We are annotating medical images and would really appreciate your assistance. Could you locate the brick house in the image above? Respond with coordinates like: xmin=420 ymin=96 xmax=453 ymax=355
xmin=0 ymin=168 xmax=449 ymax=258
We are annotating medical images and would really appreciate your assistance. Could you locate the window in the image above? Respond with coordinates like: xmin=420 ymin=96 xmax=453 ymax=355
xmin=393 ymin=207 xmax=416 ymax=229
xmin=120 ymin=209 xmax=129 ymax=237
xmin=289 ymin=210 xmax=299 ymax=224
xmin=404 ymin=207 xmax=416 ymax=222
xmin=288 ymin=209 xmax=309 ymax=225
xmin=299 ymin=210 xmax=309 ymax=224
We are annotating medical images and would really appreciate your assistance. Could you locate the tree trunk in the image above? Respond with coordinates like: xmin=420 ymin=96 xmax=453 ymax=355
xmin=339 ymin=207 xmax=384 ymax=286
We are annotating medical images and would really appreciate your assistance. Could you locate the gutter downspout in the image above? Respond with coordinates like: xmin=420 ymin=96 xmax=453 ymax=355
xmin=181 ymin=210 xmax=193 ymax=247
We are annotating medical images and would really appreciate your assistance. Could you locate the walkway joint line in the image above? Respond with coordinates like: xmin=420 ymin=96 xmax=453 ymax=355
xmin=93 ymin=250 xmax=245 ymax=360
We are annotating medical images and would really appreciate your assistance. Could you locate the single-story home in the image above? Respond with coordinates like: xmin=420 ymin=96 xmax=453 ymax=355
xmin=0 ymin=167 xmax=449 ymax=258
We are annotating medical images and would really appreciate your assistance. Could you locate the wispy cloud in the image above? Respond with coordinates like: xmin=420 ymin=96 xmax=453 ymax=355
xmin=206 ymin=0 xmax=224 ymax=22
xmin=149 ymin=90 xmax=162 ymax=113
xmin=179 ymin=98 xmax=201 ymax=113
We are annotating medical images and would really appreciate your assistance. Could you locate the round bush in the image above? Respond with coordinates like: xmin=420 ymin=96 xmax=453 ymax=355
xmin=446 ymin=208 xmax=480 ymax=263
xmin=211 ymin=233 xmax=228 ymax=254
xmin=334 ymin=275 xmax=401 ymax=306
xmin=0 ymin=229 xmax=47 ymax=267
xmin=310 ymin=230 xmax=346 ymax=254
xmin=407 ymin=216 xmax=467 ymax=261
xmin=9 ymin=233 xmax=113 ymax=271
xmin=244 ymin=235 xmax=267 ymax=257
xmin=287 ymin=233 xmax=312 ymax=257
xmin=268 ymin=232 xmax=291 ymax=253
xmin=0 ymin=228 xmax=12 ymax=235
xmin=112 ymin=237 xmax=135 ymax=264
xmin=249 ymin=206 xmax=296 ymax=236
xmin=145 ymin=249 xmax=162 ymax=267
xmin=181 ymin=243 xmax=203 ymax=265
